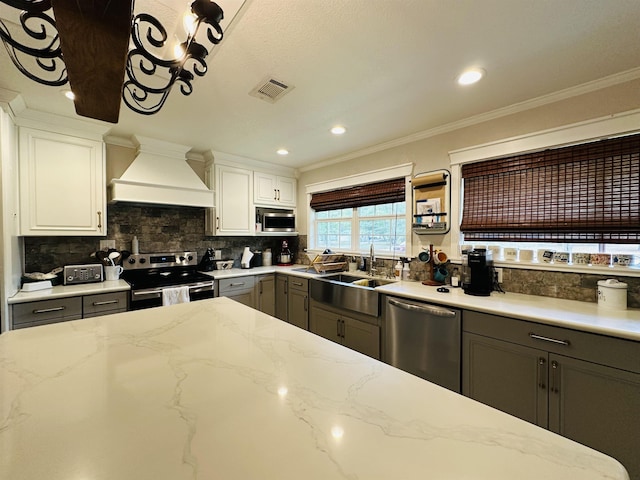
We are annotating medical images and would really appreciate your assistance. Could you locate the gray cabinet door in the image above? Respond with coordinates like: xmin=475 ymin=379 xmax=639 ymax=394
xmin=548 ymin=354 xmax=640 ymax=480
xmin=463 ymin=332 xmax=548 ymax=428
xmin=288 ymin=288 xmax=308 ymax=330
xmin=225 ymin=290 xmax=255 ymax=308
xmin=256 ymin=275 xmax=275 ymax=316
xmin=275 ymin=275 xmax=288 ymax=321
xmin=343 ymin=315 xmax=380 ymax=359
xmin=309 ymin=305 xmax=341 ymax=344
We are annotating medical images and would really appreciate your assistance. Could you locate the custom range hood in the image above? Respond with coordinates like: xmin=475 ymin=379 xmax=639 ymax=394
xmin=108 ymin=136 xmax=213 ymax=208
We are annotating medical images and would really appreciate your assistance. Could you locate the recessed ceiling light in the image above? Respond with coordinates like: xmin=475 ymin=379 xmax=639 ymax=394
xmin=277 ymin=148 xmax=289 ymax=155
xmin=330 ymin=125 xmax=346 ymax=135
xmin=457 ymin=68 xmax=485 ymax=86
xmin=63 ymin=90 xmax=75 ymax=100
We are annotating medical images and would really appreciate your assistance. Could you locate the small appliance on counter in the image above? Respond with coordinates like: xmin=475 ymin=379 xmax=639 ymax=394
xmin=277 ymin=240 xmax=293 ymax=265
xmin=462 ymin=248 xmax=494 ymax=296
xmin=199 ymin=248 xmax=216 ymax=272
xmin=63 ymin=264 xmax=103 ymax=285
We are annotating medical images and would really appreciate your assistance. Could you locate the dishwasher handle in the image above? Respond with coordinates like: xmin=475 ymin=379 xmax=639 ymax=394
xmin=387 ymin=297 xmax=457 ymax=317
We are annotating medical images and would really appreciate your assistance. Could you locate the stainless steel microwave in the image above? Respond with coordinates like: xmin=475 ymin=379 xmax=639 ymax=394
xmin=263 ymin=212 xmax=296 ymax=232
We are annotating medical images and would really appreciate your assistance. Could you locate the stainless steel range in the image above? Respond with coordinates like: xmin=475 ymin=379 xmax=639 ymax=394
xmin=121 ymin=252 xmax=215 ymax=310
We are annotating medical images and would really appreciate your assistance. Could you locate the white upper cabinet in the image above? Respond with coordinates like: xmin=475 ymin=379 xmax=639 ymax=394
xmin=19 ymin=127 xmax=106 ymax=236
xmin=254 ymin=172 xmax=296 ymax=207
xmin=213 ymin=164 xmax=253 ymax=235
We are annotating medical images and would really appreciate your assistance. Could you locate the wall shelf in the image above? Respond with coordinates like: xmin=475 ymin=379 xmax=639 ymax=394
xmin=411 ymin=169 xmax=451 ymax=235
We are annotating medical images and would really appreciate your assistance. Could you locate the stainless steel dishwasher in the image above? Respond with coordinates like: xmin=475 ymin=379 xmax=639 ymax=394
xmin=384 ymin=295 xmax=461 ymax=392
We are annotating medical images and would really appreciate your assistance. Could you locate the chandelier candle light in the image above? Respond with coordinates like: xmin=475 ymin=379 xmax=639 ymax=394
xmin=0 ymin=0 xmax=226 ymax=121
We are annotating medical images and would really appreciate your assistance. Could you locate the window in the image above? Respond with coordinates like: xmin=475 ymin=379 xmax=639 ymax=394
xmin=460 ymin=133 xmax=640 ymax=243
xmin=310 ymin=178 xmax=407 ymax=256
xmin=312 ymin=202 xmax=406 ymax=255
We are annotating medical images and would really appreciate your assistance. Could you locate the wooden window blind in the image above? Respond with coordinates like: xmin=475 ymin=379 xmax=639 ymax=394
xmin=460 ymin=133 xmax=640 ymax=243
xmin=310 ymin=178 xmax=405 ymax=212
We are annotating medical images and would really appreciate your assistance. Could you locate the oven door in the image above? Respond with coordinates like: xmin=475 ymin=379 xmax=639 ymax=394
xmin=130 ymin=281 xmax=215 ymax=310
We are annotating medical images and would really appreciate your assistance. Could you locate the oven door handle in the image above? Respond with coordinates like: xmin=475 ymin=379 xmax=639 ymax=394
xmin=131 ymin=282 xmax=214 ymax=297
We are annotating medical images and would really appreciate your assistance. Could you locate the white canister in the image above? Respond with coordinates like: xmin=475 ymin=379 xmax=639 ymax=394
xmin=263 ymin=249 xmax=272 ymax=266
xmin=597 ymin=279 xmax=628 ymax=310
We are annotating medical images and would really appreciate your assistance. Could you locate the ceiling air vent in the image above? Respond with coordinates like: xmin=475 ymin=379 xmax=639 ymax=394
xmin=249 ymin=77 xmax=294 ymax=103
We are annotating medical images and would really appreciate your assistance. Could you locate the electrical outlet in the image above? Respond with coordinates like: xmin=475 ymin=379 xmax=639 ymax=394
xmin=494 ymin=267 xmax=503 ymax=283
xmin=100 ymin=240 xmax=116 ymax=250
xmin=214 ymin=249 xmax=222 ymax=260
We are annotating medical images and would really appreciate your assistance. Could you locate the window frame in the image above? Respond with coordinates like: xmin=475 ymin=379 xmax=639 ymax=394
xmin=305 ymin=164 xmax=413 ymax=259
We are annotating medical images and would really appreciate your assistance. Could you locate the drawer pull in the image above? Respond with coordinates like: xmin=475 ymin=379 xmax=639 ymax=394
xmin=529 ymin=333 xmax=570 ymax=346
xmin=291 ymin=281 xmax=303 ymax=287
xmin=229 ymin=282 xmax=245 ymax=287
xmin=93 ymin=300 xmax=119 ymax=306
xmin=33 ymin=306 xmax=65 ymax=314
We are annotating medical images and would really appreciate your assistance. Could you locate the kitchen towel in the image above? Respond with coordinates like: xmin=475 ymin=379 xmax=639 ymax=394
xmin=162 ymin=286 xmax=191 ymax=306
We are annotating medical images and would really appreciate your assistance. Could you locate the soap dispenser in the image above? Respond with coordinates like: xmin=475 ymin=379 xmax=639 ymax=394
xmin=394 ymin=260 xmax=402 ymax=280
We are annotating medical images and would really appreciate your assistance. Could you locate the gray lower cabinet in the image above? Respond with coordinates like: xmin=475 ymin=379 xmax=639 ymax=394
xmin=463 ymin=310 xmax=640 ymax=480
xmin=217 ymin=276 xmax=256 ymax=308
xmin=11 ymin=290 xmax=129 ymax=329
xmin=309 ymin=300 xmax=380 ymax=359
xmin=12 ymin=297 xmax=82 ymax=329
xmin=82 ymin=291 xmax=128 ymax=318
xmin=255 ymin=274 xmax=275 ymax=316
xmin=287 ymin=277 xmax=308 ymax=330
xmin=275 ymin=274 xmax=288 ymax=321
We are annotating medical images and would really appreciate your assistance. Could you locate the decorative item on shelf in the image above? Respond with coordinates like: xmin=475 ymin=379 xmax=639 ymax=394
xmin=412 ymin=170 xmax=450 ymax=235
xmin=0 ymin=0 xmax=230 ymax=121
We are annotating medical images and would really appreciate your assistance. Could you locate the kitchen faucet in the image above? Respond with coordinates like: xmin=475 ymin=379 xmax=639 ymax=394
xmin=368 ymin=243 xmax=377 ymax=276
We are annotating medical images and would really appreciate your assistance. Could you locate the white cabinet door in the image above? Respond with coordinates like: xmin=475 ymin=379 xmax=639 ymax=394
xmin=19 ymin=128 xmax=105 ymax=236
xmin=276 ymin=176 xmax=296 ymax=206
xmin=254 ymin=172 xmax=296 ymax=207
xmin=215 ymin=165 xmax=252 ymax=235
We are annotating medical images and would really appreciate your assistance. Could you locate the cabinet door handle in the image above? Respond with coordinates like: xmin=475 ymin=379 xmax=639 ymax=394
xmin=529 ymin=333 xmax=570 ymax=346
xmin=259 ymin=282 xmax=263 ymax=294
xmin=277 ymin=189 xmax=281 ymax=201
xmin=292 ymin=281 xmax=303 ymax=287
xmin=216 ymin=216 xmax=219 ymax=231
xmin=537 ymin=357 xmax=546 ymax=390
xmin=33 ymin=306 xmax=65 ymax=314
xmin=550 ymin=360 xmax=559 ymax=393
xmin=93 ymin=300 xmax=119 ymax=306
xmin=337 ymin=318 xmax=341 ymax=337
xmin=97 ymin=211 xmax=102 ymax=228
xmin=304 ymin=295 xmax=308 ymax=312
xmin=273 ymin=189 xmax=277 ymax=201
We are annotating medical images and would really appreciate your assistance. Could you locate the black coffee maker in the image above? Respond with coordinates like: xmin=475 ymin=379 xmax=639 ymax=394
xmin=199 ymin=248 xmax=216 ymax=272
xmin=462 ymin=248 xmax=494 ymax=296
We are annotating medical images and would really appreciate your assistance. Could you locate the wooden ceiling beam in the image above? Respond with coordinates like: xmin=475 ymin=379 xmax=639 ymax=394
xmin=52 ymin=0 xmax=133 ymax=123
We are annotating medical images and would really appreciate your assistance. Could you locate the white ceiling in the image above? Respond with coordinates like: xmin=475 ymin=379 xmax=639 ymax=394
xmin=1 ymin=0 xmax=639 ymax=169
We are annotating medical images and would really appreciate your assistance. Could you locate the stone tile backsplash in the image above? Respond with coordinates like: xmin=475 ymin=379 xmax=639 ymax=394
xmin=23 ymin=209 xmax=638 ymax=307
xmin=24 ymin=203 xmax=298 ymax=272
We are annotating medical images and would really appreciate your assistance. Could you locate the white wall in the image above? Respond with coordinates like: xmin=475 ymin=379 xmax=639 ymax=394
xmin=297 ymin=77 xmax=640 ymax=257
xmin=0 ymin=106 xmax=24 ymax=332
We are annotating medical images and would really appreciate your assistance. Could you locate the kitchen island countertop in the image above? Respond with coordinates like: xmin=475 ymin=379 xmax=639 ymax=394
xmin=0 ymin=298 xmax=629 ymax=480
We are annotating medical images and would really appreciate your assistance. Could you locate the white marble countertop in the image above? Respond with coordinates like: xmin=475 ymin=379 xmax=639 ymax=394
xmin=8 ymin=266 xmax=640 ymax=341
xmin=0 ymin=298 xmax=629 ymax=480
xmin=8 ymin=279 xmax=131 ymax=304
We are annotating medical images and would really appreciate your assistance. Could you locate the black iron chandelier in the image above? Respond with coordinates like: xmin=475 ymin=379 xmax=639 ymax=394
xmin=0 ymin=0 xmax=225 ymax=121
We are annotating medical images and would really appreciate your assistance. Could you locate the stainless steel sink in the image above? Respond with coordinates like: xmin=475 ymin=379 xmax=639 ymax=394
xmin=309 ymin=273 xmax=397 ymax=317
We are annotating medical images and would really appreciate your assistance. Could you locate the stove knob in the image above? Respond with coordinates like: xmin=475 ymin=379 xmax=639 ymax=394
xmin=179 ymin=256 xmax=185 ymax=262
xmin=139 ymin=258 xmax=146 ymax=264
xmin=128 ymin=258 xmax=136 ymax=264
xmin=187 ymin=255 xmax=193 ymax=261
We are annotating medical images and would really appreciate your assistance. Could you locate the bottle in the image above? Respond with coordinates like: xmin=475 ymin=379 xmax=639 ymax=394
xmin=394 ymin=260 xmax=402 ymax=280
xmin=451 ymin=267 xmax=460 ymax=287
xmin=402 ymin=262 xmax=410 ymax=281
xmin=132 ymin=235 xmax=139 ymax=254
